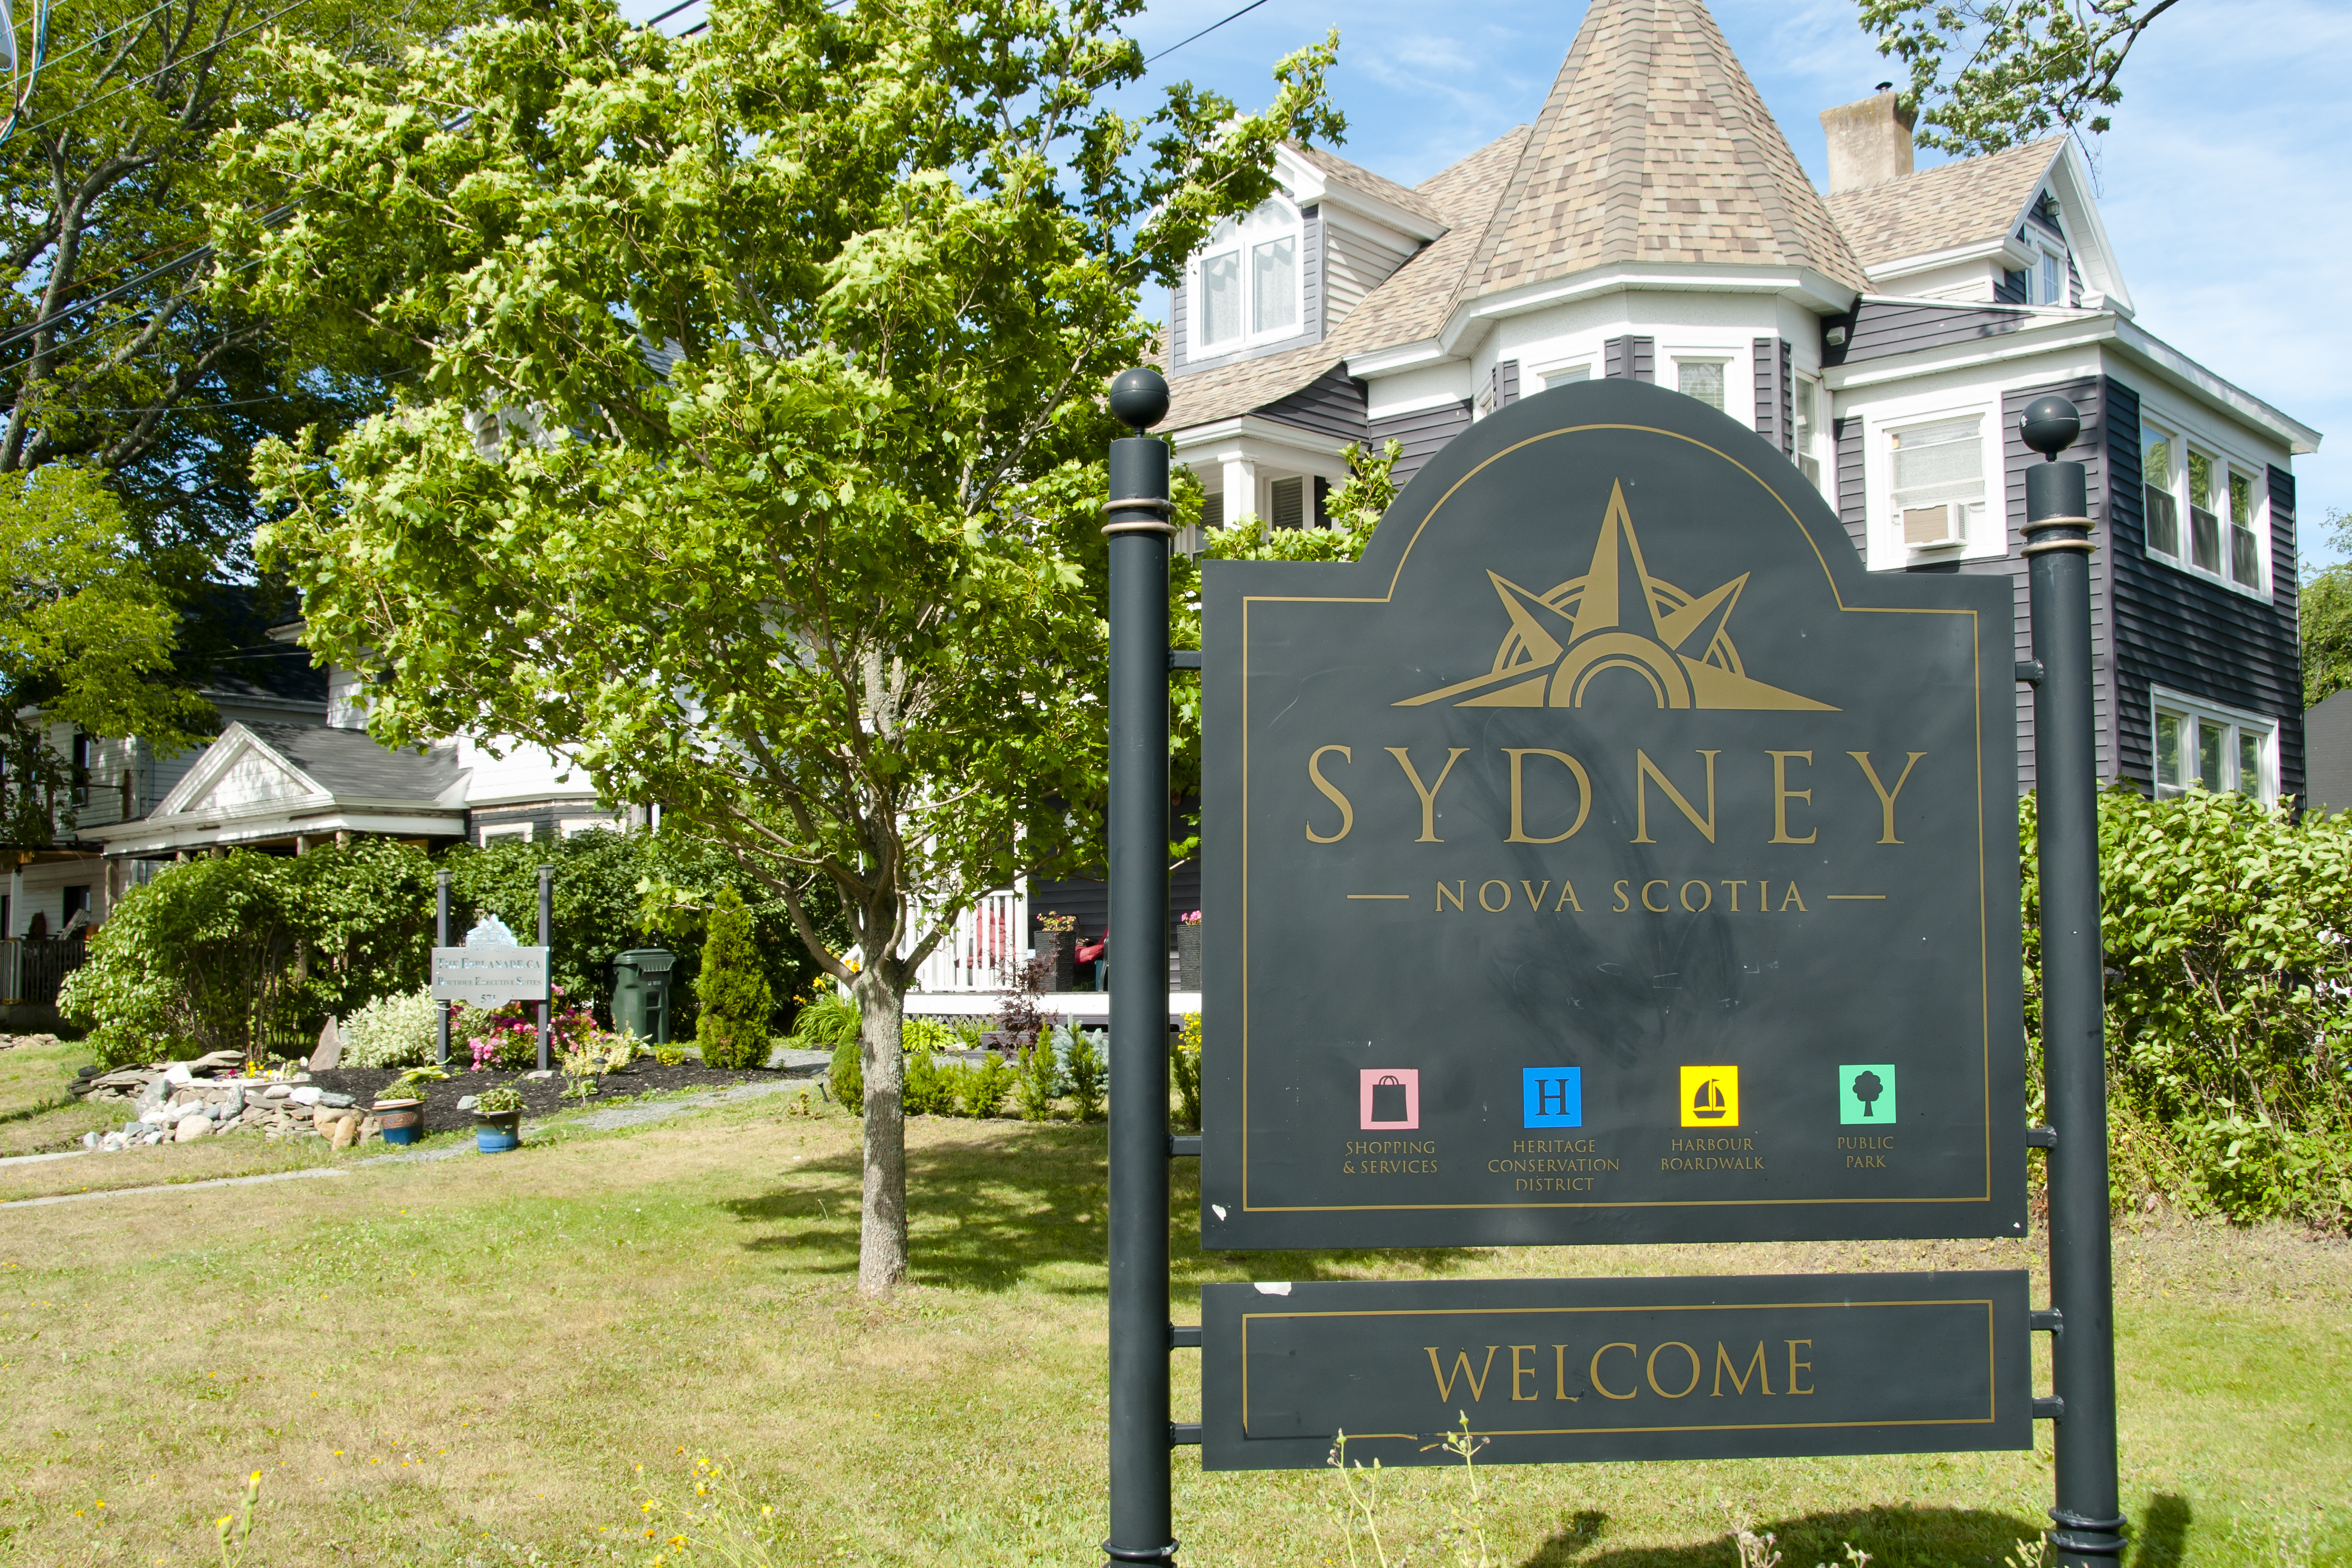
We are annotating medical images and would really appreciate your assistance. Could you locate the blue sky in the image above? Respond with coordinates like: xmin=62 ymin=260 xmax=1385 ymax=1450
xmin=623 ymin=0 xmax=2350 ymax=565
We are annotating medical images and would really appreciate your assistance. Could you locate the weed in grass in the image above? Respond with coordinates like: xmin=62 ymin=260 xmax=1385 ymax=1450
xmin=619 ymin=1456 xmax=787 ymax=1567
xmin=1736 ymin=1527 xmax=1782 ymax=1567
xmin=1323 ymin=1433 xmax=1399 ymax=1568
xmin=214 ymin=1470 xmax=260 ymax=1566
xmin=2004 ymin=1536 xmax=2050 ymax=1568
xmin=1418 ymin=1413 xmax=1497 ymax=1568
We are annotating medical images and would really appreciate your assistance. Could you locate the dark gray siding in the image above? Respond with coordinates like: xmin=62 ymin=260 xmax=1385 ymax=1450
xmin=1834 ymin=414 xmax=1867 ymax=560
xmin=1752 ymin=337 xmax=1791 ymax=455
xmin=2100 ymin=377 xmax=2303 ymax=801
xmin=1995 ymin=269 xmax=2029 ymax=305
xmin=1822 ymin=301 xmax=2033 ymax=367
xmin=1604 ymin=336 xmax=1655 ymax=383
xmin=1998 ymin=379 xmax=2113 ymax=790
xmin=1257 ymin=364 xmax=1368 ymax=444
xmin=1170 ymin=208 xmax=1323 ymax=379
xmin=1370 ymin=400 xmax=1473 ymax=490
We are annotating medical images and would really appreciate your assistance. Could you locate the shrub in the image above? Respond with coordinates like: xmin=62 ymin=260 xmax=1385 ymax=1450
xmin=901 ymin=1015 xmax=962 ymax=1055
xmin=829 ymin=1036 xmax=863 ymax=1115
xmin=338 ymin=988 xmax=442 ymax=1069
xmin=1173 ymin=1014 xmax=1203 ymax=1131
xmin=695 ymin=888 xmax=773 ymax=1070
xmin=474 ymin=1083 xmax=523 ymax=1116
xmin=902 ymin=1043 xmax=954 ymax=1116
xmin=1015 ymin=1037 xmax=1062 ymax=1121
xmin=791 ymin=988 xmax=860 ymax=1048
xmin=958 ymin=1053 xmax=1015 ymax=1118
xmin=1064 ymin=1026 xmax=1107 ymax=1122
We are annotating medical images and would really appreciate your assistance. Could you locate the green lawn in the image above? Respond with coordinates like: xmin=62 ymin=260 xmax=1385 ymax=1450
xmin=0 ymin=1094 xmax=2342 ymax=1566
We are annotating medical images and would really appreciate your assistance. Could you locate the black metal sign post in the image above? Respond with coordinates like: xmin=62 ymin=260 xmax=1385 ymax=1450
xmin=2019 ymin=396 xmax=2126 ymax=1565
xmin=1103 ymin=368 xmax=1178 ymax=1567
xmin=435 ymin=869 xmax=452 ymax=1066
xmin=537 ymin=863 xmax=554 ymax=1071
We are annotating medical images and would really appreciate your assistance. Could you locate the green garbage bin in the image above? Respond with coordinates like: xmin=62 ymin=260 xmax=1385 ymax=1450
xmin=611 ymin=948 xmax=676 ymax=1045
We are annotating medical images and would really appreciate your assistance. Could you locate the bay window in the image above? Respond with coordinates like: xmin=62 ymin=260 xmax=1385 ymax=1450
xmin=1675 ymin=358 xmax=1726 ymax=411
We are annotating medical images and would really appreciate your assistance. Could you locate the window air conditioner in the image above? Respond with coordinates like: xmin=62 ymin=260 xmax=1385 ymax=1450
xmin=1902 ymin=502 xmax=1966 ymax=549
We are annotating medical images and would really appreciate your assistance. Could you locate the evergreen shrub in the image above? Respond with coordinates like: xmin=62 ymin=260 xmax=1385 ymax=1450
xmin=694 ymin=888 xmax=772 ymax=1070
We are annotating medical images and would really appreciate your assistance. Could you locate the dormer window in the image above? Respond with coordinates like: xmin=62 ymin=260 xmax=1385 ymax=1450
xmin=1191 ymin=200 xmax=1303 ymax=356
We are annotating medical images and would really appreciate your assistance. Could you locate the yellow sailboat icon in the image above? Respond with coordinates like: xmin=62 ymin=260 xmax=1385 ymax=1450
xmin=1679 ymin=1065 xmax=1741 ymax=1127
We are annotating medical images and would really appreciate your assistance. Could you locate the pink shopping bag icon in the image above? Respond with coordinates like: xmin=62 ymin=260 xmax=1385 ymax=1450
xmin=1360 ymin=1069 xmax=1419 ymax=1130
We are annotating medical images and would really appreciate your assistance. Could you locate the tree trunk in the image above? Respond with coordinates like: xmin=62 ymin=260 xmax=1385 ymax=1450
xmin=854 ymin=967 xmax=910 ymax=1294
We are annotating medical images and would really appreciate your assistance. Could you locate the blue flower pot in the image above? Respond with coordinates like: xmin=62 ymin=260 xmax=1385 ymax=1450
xmin=375 ymin=1100 xmax=424 ymax=1146
xmin=474 ymin=1110 xmax=521 ymax=1153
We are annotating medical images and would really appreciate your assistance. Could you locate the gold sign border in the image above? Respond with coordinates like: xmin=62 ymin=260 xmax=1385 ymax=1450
xmin=1237 ymin=423 xmax=1994 ymax=1213
xmin=1236 ymin=1297 xmax=2002 ymax=1441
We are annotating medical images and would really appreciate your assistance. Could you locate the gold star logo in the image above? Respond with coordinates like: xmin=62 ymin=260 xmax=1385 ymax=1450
xmin=1398 ymin=482 xmax=1834 ymax=711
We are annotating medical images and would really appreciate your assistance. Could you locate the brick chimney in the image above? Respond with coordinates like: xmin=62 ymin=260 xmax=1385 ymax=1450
xmin=1820 ymin=87 xmax=1916 ymax=194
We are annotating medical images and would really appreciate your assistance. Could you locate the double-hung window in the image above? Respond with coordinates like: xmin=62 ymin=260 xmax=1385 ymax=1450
xmin=2153 ymin=695 xmax=2273 ymax=802
xmin=2142 ymin=423 xmax=2264 ymax=591
xmin=1190 ymin=200 xmax=1303 ymax=356
xmin=1794 ymin=376 xmax=1825 ymax=493
xmin=1675 ymin=358 xmax=1727 ymax=411
xmin=1891 ymin=415 xmax=1987 ymax=551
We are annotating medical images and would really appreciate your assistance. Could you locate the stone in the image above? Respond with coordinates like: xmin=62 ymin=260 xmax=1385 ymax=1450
xmin=309 ymin=1016 xmax=343 ymax=1072
xmin=162 ymin=1063 xmax=195 ymax=1086
xmin=288 ymin=1087 xmax=323 ymax=1106
xmin=139 ymin=1107 xmax=174 ymax=1127
xmin=82 ymin=1130 xmax=99 ymax=1149
xmin=100 ymin=1132 xmax=126 ymax=1152
xmin=525 ymin=1069 xmax=556 ymax=1081
xmin=329 ymin=1119 xmax=358 ymax=1150
xmin=174 ymin=1117 xmax=209 ymax=1142
xmin=314 ymin=1091 xmax=355 ymax=1108
xmin=261 ymin=1084 xmax=291 ymax=1101
xmin=455 ymin=1095 xmax=479 ymax=1112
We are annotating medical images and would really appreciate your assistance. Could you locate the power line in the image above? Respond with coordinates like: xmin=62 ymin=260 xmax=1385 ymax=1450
xmin=642 ymin=0 xmax=702 ymax=25
xmin=15 ymin=0 xmax=314 ymax=141
xmin=0 ymin=203 xmax=295 ymax=352
xmin=1143 ymin=0 xmax=1271 ymax=65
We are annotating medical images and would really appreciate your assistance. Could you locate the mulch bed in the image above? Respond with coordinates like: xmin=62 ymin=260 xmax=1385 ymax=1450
xmin=310 ymin=1063 xmax=799 ymax=1137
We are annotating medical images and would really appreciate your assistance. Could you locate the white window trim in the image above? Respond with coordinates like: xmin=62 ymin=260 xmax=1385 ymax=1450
xmin=1861 ymin=398 xmax=2004 ymax=570
xmin=2137 ymin=406 xmax=2271 ymax=601
xmin=1792 ymin=374 xmax=1829 ymax=498
xmin=478 ymin=822 xmax=534 ymax=845
xmin=1530 ymin=358 xmax=1593 ymax=390
xmin=1187 ymin=198 xmax=1306 ymax=360
xmin=2150 ymin=687 xmax=2276 ymax=804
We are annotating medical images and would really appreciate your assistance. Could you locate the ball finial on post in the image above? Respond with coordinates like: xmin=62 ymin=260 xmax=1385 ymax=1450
xmin=2019 ymin=395 xmax=2080 ymax=462
xmin=1110 ymin=367 xmax=1170 ymax=433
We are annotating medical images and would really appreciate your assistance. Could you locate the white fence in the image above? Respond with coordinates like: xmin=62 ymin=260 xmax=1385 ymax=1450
xmin=907 ymin=887 xmax=1029 ymax=994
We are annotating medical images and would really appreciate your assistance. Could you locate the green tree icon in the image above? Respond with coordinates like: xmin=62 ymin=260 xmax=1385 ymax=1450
xmin=1851 ymin=1070 xmax=1885 ymax=1118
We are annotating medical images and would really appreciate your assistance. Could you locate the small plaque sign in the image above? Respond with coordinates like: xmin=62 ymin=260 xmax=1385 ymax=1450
xmin=431 ymin=946 xmax=549 ymax=1009
xmin=1202 ymin=1271 xmax=2031 ymax=1470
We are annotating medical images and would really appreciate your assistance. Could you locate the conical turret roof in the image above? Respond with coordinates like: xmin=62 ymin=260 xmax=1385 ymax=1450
xmin=1456 ymin=0 xmax=1868 ymax=303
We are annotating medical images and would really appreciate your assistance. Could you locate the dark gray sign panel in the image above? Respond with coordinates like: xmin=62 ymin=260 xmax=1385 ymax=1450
xmin=1201 ymin=1271 xmax=2032 ymax=1470
xmin=1199 ymin=379 xmax=2025 ymax=1248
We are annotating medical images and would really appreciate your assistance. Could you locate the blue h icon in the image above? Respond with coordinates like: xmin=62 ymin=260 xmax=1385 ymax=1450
xmin=1522 ymin=1067 xmax=1583 ymax=1127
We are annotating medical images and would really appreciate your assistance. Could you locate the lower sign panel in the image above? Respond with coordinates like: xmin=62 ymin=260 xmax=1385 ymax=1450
xmin=1202 ymin=1272 xmax=2030 ymax=1470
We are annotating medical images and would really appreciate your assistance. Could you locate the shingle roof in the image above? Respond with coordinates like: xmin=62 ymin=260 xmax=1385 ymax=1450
xmin=1464 ymin=0 xmax=1866 ymax=295
xmin=1823 ymin=138 xmax=2062 ymax=274
xmin=1162 ymin=128 xmax=1532 ymax=433
xmin=1288 ymin=143 xmax=1446 ymax=230
xmin=243 ymin=721 xmax=461 ymax=804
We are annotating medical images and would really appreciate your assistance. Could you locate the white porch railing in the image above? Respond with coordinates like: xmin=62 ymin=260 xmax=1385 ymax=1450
xmin=908 ymin=887 xmax=1029 ymax=993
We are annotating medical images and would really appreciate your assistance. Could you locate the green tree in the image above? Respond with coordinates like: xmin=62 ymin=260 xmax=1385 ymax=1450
xmin=694 ymin=887 xmax=772 ymax=1070
xmin=209 ymin=0 xmax=1337 ymax=1292
xmin=0 ymin=464 xmax=208 ymax=850
xmin=0 ymin=0 xmax=479 ymax=582
xmin=1857 ymin=0 xmax=2178 ymax=156
xmin=2301 ymin=510 xmax=2352 ymax=710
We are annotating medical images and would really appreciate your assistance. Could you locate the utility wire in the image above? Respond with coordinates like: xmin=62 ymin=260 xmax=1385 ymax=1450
xmin=1143 ymin=0 xmax=1270 ymax=65
xmin=0 ymin=203 xmax=295 ymax=352
xmin=15 ymin=0 xmax=313 ymax=141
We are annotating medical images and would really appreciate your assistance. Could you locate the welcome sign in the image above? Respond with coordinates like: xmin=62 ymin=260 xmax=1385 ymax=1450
xmin=1198 ymin=379 xmax=2026 ymax=1249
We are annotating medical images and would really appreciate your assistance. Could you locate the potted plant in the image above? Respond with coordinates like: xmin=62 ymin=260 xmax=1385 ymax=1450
xmin=473 ymin=1083 xmax=524 ymax=1152
xmin=1035 ymin=910 xmax=1077 ymax=992
xmin=1177 ymin=910 xmax=1203 ymax=991
xmin=374 ymin=1067 xmax=445 ymax=1147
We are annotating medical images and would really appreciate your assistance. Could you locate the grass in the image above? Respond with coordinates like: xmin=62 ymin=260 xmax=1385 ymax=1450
xmin=0 ymin=1032 xmax=113 ymax=1158
xmin=0 ymin=1094 xmax=2343 ymax=1566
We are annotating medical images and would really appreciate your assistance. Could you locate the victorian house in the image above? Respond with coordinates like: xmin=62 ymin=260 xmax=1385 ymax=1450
xmin=1156 ymin=0 xmax=2316 ymax=805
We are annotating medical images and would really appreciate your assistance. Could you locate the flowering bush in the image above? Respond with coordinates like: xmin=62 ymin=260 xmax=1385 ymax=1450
xmin=459 ymin=989 xmax=595 ymax=1071
xmin=338 ymin=987 xmax=442 ymax=1069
